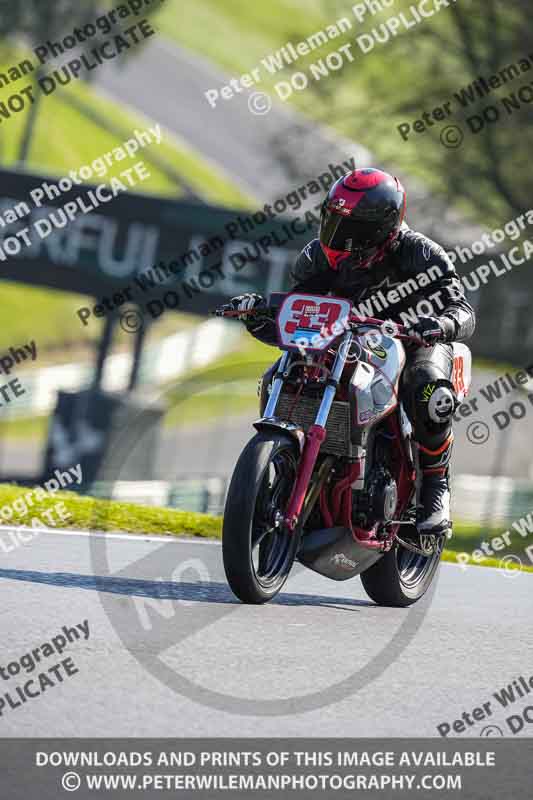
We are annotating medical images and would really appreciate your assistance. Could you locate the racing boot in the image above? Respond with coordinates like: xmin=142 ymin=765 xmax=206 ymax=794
xmin=415 ymin=433 xmax=453 ymax=537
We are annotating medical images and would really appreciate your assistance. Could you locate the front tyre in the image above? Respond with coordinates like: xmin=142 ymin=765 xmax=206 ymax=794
xmin=222 ymin=433 xmax=300 ymax=604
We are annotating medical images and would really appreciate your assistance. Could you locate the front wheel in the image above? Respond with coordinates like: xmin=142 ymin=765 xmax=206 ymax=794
xmin=222 ymin=433 xmax=300 ymax=604
xmin=360 ymin=533 xmax=444 ymax=607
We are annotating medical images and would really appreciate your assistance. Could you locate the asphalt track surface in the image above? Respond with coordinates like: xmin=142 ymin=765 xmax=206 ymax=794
xmin=1 ymin=528 xmax=532 ymax=736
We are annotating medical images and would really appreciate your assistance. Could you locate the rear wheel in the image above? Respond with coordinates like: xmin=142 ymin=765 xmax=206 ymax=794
xmin=360 ymin=519 xmax=444 ymax=607
xmin=222 ymin=433 xmax=300 ymax=604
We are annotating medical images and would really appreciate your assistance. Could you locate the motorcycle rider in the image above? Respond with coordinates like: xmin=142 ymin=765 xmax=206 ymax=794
xmin=230 ymin=168 xmax=475 ymax=538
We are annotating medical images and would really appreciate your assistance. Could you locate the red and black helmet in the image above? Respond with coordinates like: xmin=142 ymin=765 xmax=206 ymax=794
xmin=319 ymin=168 xmax=406 ymax=270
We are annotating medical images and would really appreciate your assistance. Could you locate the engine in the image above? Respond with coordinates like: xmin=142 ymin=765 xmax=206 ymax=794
xmin=352 ymin=465 xmax=398 ymax=530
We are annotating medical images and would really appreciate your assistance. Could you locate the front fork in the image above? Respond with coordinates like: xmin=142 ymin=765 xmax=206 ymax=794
xmin=282 ymin=333 xmax=354 ymax=532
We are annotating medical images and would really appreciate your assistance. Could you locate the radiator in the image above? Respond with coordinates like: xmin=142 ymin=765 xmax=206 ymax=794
xmin=274 ymin=391 xmax=351 ymax=457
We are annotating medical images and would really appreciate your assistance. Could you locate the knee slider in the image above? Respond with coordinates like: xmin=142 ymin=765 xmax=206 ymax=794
xmin=417 ymin=378 xmax=457 ymax=425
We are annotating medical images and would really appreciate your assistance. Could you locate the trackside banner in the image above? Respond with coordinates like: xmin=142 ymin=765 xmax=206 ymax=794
xmin=0 ymin=167 xmax=310 ymax=305
xmin=0 ymin=739 xmax=530 ymax=798
xmin=0 ymin=168 xmax=531 ymax=365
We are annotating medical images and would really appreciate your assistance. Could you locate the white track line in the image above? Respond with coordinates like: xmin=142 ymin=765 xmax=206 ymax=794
xmin=0 ymin=526 xmax=221 ymax=545
xmin=2 ymin=528 xmax=526 ymax=574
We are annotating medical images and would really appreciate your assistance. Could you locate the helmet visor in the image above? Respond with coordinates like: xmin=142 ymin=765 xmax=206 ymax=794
xmin=320 ymin=207 xmax=389 ymax=253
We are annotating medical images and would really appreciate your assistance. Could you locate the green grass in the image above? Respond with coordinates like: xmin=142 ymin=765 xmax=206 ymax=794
xmin=0 ymin=282 xmax=93 ymax=354
xmin=0 ymin=484 xmax=221 ymax=538
xmin=0 ymin=50 xmax=252 ymax=354
xmin=0 ymin=413 xmax=49 ymax=443
xmin=165 ymin=381 xmax=258 ymax=426
xmin=158 ymin=0 xmax=326 ymax=80
xmin=2 ymin=50 xmax=250 ymax=207
xmin=163 ymin=332 xmax=274 ymax=426
xmin=441 ymin=551 xmax=532 ymax=573
xmin=442 ymin=519 xmax=533 ymax=572
xmin=1 ymin=482 xmax=531 ymax=574
xmin=444 ymin=520 xmax=533 ymax=573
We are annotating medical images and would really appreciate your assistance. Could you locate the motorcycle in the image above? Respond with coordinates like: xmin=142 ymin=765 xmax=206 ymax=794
xmin=214 ymin=291 xmax=471 ymax=606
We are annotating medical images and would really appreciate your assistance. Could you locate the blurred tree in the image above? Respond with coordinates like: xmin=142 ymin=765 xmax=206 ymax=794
xmin=428 ymin=0 xmax=531 ymax=218
xmin=0 ymin=0 xmax=98 ymax=43
xmin=308 ymin=0 xmax=532 ymax=224
xmin=0 ymin=1 xmax=99 ymax=161
xmin=0 ymin=0 xmax=99 ymax=162
xmin=0 ymin=0 xmax=162 ymax=162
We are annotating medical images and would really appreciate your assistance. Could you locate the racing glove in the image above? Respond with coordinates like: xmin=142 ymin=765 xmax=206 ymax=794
xmin=230 ymin=292 xmax=266 ymax=319
xmin=406 ymin=315 xmax=456 ymax=346
xmin=229 ymin=293 xmax=271 ymax=333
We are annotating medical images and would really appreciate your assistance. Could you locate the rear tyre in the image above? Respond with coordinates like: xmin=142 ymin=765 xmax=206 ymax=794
xmin=360 ymin=527 xmax=444 ymax=607
xmin=222 ymin=432 xmax=300 ymax=604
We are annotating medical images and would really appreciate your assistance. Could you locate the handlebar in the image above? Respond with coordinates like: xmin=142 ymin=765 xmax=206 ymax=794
xmin=211 ymin=304 xmax=415 ymax=340
xmin=348 ymin=314 xmax=407 ymax=336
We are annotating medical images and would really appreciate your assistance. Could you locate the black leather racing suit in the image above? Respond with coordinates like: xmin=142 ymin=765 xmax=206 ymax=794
xmin=247 ymin=226 xmax=476 ymax=476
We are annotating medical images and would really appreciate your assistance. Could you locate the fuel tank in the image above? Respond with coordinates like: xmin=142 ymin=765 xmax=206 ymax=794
xmin=350 ymin=333 xmax=406 ymax=428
